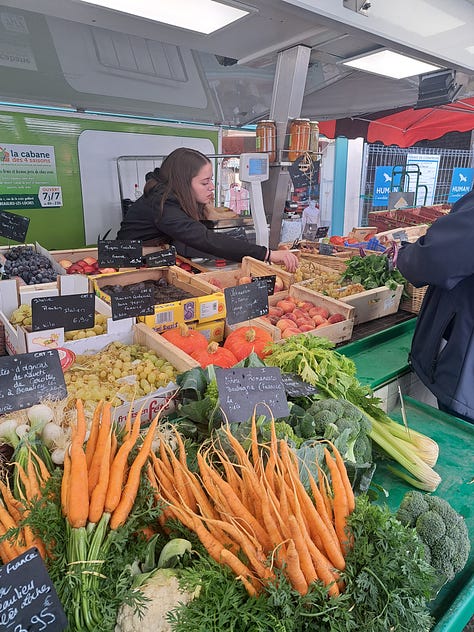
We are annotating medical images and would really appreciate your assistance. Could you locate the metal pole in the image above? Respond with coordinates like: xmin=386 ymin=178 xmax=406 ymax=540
xmin=263 ymin=45 xmax=311 ymax=249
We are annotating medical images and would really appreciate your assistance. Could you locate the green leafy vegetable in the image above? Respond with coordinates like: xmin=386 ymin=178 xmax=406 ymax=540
xmin=341 ymin=253 xmax=406 ymax=291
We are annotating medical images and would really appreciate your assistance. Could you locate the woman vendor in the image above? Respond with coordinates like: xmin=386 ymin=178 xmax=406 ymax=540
xmin=117 ymin=147 xmax=298 ymax=272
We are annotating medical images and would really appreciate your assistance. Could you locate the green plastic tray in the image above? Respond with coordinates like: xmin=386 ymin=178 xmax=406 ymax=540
xmin=338 ymin=319 xmax=416 ymax=389
xmin=373 ymin=396 xmax=474 ymax=631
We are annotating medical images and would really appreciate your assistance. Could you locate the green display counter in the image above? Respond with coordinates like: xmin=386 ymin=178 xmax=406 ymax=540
xmin=340 ymin=324 xmax=473 ymax=630
xmin=338 ymin=319 xmax=416 ymax=389
xmin=375 ymin=397 xmax=473 ymax=631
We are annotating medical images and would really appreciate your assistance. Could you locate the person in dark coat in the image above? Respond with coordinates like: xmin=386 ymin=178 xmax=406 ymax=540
xmin=397 ymin=187 xmax=474 ymax=423
xmin=117 ymin=147 xmax=298 ymax=271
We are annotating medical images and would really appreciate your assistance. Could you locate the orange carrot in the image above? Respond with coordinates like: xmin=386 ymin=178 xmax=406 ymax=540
xmin=26 ymin=451 xmax=41 ymax=500
xmin=88 ymin=428 xmax=113 ymax=523
xmin=67 ymin=399 xmax=89 ymax=528
xmin=326 ymin=441 xmax=355 ymax=513
xmin=104 ymin=406 xmax=142 ymax=513
xmin=302 ymin=529 xmax=341 ymax=597
xmin=324 ymin=448 xmax=350 ymax=554
xmin=0 ymin=481 xmax=23 ymax=524
xmin=85 ymin=400 xmax=103 ymax=469
xmin=61 ymin=447 xmax=71 ymax=517
xmin=88 ymin=401 xmax=112 ymax=495
xmin=288 ymin=514 xmax=318 ymax=586
xmin=29 ymin=447 xmax=50 ymax=487
xmin=285 ymin=538 xmax=308 ymax=595
xmin=110 ymin=407 xmax=164 ymax=529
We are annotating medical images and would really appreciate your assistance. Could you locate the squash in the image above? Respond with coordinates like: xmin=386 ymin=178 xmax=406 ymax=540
xmin=161 ymin=323 xmax=208 ymax=355
xmin=223 ymin=325 xmax=273 ymax=361
xmin=190 ymin=341 xmax=238 ymax=368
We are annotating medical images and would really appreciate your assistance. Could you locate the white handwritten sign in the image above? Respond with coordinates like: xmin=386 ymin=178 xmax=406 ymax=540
xmin=0 ymin=547 xmax=68 ymax=630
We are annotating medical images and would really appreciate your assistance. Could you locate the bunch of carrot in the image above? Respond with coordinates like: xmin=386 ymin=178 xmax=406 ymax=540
xmin=59 ymin=398 xmax=165 ymax=630
xmin=147 ymin=413 xmax=355 ymax=598
xmin=0 ymin=446 xmax=49 ymax=563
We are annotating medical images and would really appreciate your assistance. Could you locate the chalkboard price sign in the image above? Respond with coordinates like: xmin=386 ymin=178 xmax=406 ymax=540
xmin=0 ymin=350 xmax=67 ymax=415
xmin=318 ymin=243 xmax=334 ymax=255
xmin=215 ymin=366 xmax=289 ymax=423
xmin=251 ymin=274 xmax=276 ymax=296
xmin=31 ymin=293 xmax=95 ymax=332
xmin=144 ymin=246 xmax=176 ymax=268
xmin=280 ymin=372 xmax=320 ymax=397
xmin=224 ymin=280 xmax=269 ymax=325
xmin=111 ymin=286 xmax=154 ymax=321
xmin=0 ymin=210 xmax=30 ymax=242
xmin=316 ymin=226 xmax=329 ymax=238
xmin=98 ymin=239 xmax=143 ymax=267
xmin=0 ymin=547 xmax=68 ymax=631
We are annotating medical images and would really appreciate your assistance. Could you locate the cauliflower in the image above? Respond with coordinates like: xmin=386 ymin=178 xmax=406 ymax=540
xmin=396 ymin=491 xmax=470 ymax=583
xmin=115 ymin=568 xmax=198 ymax=632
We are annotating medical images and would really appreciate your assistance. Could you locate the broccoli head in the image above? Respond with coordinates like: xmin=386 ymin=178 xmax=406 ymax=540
xmin=306 ymin=398 xmax=372 ymax=465
xmin=397 ymin=492 xmax=470 ymax=583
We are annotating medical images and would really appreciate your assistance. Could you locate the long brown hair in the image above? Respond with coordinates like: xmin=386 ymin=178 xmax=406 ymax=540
xmin=144 ymin=147 xmax=211 ymax=220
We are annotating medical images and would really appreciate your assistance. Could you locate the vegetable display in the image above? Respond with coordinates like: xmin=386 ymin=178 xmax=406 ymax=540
xmin=340 ymin=253 xmax=406 ymax=291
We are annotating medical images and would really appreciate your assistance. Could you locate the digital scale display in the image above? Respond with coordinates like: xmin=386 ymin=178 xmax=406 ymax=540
xmin=248 ymin=158 xmax=267 ymax=176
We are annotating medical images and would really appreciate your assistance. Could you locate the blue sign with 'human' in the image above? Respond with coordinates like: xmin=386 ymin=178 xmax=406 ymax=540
xmin=372 ymin=166 xmax=402 ymax=207
xmin=447 ymin=168 xmax=474 ymax=203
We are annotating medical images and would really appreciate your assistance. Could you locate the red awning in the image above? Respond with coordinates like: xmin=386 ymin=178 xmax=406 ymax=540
xmin=318 ymin=98 xmax=474 ymax=147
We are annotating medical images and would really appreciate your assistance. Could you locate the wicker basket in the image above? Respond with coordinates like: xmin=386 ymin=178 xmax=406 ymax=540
xmin=400 ymin=283 xmax=427 ymax=314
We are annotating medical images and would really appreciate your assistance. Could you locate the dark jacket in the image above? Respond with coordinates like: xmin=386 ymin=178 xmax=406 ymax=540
xmin=117 ymin=190 xmax=267 ymax=263
xmin=397 ymin=188 xmax=474 ymax=419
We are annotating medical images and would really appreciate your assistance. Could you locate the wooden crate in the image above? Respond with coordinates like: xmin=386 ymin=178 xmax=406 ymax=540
xmin=198 ymin=257 xmax=291 ymax=293
xmin=297 ymin=252 xmax=348 ymax=273
xmin=375 ymin=224 xmax=429 ymax=244
xmin=295 ymin=279 xmax=404 ymax=325
xmin=257 ymin=285 xmax=354 ymax=344
xmin=400 ymin=283 xmax=427 ymax=314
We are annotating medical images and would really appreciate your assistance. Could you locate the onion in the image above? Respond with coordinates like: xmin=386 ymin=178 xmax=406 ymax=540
xmin=42 ymin=422 xmax=66 ymax=449
xmin=27 ymin=404 xmax=54 ymax=434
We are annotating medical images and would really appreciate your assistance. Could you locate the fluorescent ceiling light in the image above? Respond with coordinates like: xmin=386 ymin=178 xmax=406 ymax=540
xmin=342 ymin=50 xmax=442 ymax=79
xmin=80 ymin=0 xmax=249 ymax=35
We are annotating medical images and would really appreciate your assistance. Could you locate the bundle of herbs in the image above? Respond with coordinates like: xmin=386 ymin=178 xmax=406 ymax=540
xmin=340 ymin=253 xmax=406 ymax=291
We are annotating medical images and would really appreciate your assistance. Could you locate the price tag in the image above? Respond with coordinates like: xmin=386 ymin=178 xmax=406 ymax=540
xmin=316 ymin=226 xmax=329 ymax=238
xmin=38 ymin=186 xmax=63 ymax=208
xmin=31 ymin=293 xmax=95 ymax=332
xmin=215 ymin=367 xmax=289 ymax=423
xmin=224 ymin=280 xmax=269 ymax=325
xmin=318 ymin=243 xmax=334 ymax=255
xmin=98 ymin=239 xmax=143 ymax=268
xmin=251 ymin=274 xmax=276 ymax=296
xmin=280 ymin=373 xmax=319 ymax=397
xmin=144 ymin=247 xmax=176 ymax=267
xmin=111 ymin=287 xmax=155 ymax=321
xmin=0 ymin=210 xmax=30 ymax=242
xmin=0 ymin=547 xmax=68 ymax=631
xmin=0 ymin=350 xmax=67 ymax=414
xmin=392 ymin=230 xmax=408 ymax=242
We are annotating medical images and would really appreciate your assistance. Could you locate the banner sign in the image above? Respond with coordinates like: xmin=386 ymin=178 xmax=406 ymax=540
xmin=447 ymin=167 xmax=474 ymax=203
xmin=0 ymin=143 xmax=62 ymax=210
xmin=372 ymin=166 xmax=402 ymax=207
xmin=406 ymin=154 xmax=440 ymax=206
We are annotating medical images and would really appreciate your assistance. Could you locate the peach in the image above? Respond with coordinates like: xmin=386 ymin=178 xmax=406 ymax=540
xmin=83 ymin=256 xmax=98 ymax=266
xmin=239 ymin=275 xmax=252 ymax=285
xmin=309 ymin=306 xmax=330 ymax=320
xmin=268 ymin=306 xmax=284 ymax=318
xmin=298 ymin=324 xmax=315 ymax=332
xmin=297 ymin=301 xmax=315 ymax=311
xmin=316 ymin=321 xmax=329 ymax=328
xmin=274 ymin=276 xmax=285 ymax=292
xmin=328 ymin=313 xmax=346 ymax=324
xmin=281 ymin=327 xmax=300 ymax=339
xmin=276 ymin=299 xmax=295 ymax=313
xmin=276 ymin=318 xmax=295 ymax=331
xmin=311 ymin=314 xmax=327 ymax=326
xmin=58 ymin=259 xmax=73 ymax=269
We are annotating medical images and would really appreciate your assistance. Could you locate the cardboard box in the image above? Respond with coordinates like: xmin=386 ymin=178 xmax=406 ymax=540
xmin=227 ymin=285 xmax=354 ymax=345
xmin=0 ymin=276 xmax=134 ymax=355
xmin=91 ymin=266 xmax=226 ymax=331
xmin=189 ymin=319 xmax=226 ymax=342
xmin=67 ymin=322 xmax=199 ymax=426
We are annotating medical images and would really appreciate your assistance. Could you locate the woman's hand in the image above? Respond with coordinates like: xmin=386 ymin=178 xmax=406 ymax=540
xmin=269 ymin=249 xmax=299 ymax=273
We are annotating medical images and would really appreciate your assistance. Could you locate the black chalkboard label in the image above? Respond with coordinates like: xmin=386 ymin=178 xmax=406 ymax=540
xmin=31 ymin=293 xmax=95 ymax=332
xmin=316 ymin=226 xmax=329 ymax=238
xmin=392 ymin=230 xmax=408 ymax=242
xmin=0 ymin=350 xmax=67 ymax=415
xmin=98 ymin=239 xmax=143 ymax=267
xmin=0 ymin=210 xmax=30 ymax=242
xmin=111 ymin=286 xmax=154 ymax=321
xmin=318 ymin=243 xmax=334 ymax=255
xmin=144 ymin=247 xmax=176 ymax=268
xmin=0 ymin=547 xmax=68 ymax=630
xmin=215 ymin=367 xmax=289 ymax=423
xmin=251 ymin=274 xmax=276 ymax=296
xmin=288 ymin=155 xmax=320 ymax=189
xmin=224 ymin=280 xmax=269 ymax=325
xmin=281 ymin=372 xmax=320 ymax=397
